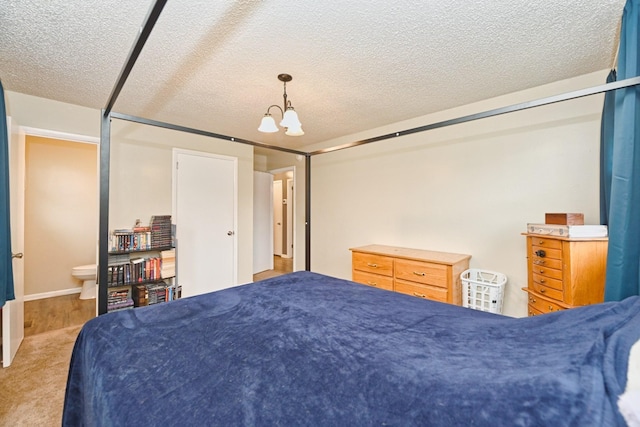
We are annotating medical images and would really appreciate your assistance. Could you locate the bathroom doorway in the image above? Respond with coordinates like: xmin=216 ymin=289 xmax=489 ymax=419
xmin=22 ymin=129 xmax=98 ymax=333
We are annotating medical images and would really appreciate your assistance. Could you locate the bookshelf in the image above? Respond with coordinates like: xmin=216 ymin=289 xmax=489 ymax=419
xmin=106 ymin=215 xmax=179 ymax=313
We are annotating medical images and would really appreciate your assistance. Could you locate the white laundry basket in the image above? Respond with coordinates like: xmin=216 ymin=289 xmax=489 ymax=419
xmin=461 ymin=269 xmax=507 ymax=314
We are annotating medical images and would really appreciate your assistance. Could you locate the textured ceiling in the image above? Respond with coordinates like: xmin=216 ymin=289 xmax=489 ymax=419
xmin=0 ymin=0 xmax=624 ymax=150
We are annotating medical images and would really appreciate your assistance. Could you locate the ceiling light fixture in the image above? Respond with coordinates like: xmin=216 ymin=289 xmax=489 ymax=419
xmin=258 ymin=73 xmax=304 ymax=136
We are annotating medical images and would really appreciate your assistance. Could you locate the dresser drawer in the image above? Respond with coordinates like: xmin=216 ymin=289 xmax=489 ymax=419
xmin=531 ymin=245 xmax=562 ymax=261
xmin=395 ymin=280 xmax=447 ymax=303
xmin=528 ymin=304 xmax=545 ymax=316
xmin=529 ymin=237 xmax=563 ymax=250
xmin=395 ymin=259 xmax=447 ymax=288
xmin=527 ymin=293 xmax=566 ymax=314
xmin=530 ymin=281 xmax=563 ymax=301
xmin=532 ymin=272 xmax=563 ymax=291
xmin=352 ymin=252 xmax=393 ymax=277
xmin=530 ymin=264 xmax=562 ymax=281
xmin=352 ymin=270 xmax=394 ymax=291
xmin=530 ymin=257 xmax=563 ymax=270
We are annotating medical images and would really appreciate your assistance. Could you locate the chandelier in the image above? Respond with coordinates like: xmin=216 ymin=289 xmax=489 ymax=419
xmin=257 ymin=74 xmax=304 ymax=136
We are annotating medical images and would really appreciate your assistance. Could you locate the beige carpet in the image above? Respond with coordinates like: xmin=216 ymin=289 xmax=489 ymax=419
xmin=0 ymin=324 xmax=82 ymax=426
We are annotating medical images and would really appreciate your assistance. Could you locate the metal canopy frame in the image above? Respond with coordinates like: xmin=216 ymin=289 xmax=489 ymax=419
xmin=98 ymin=0 xmax=639 ymax=314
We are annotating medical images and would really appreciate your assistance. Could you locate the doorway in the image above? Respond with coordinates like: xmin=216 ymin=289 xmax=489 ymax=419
xmin=270 ymin=167 xmax=295 ymax=271
xmin=20 ymin=128 xmax=99 ymax=338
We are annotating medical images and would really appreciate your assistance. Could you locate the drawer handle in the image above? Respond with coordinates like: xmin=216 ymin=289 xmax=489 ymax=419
xmin=539 ymin=269 xmax=545 ymax=274
xmin=367 ymin=281 xmax=378 ymax=287
xmin=535 ymin=250 xmax=546 ymax=257
xmin=366 ymin=263 xmax=378 ymax=268
xmin=539 ymin=288 xmax=546 ymax=293
xmin=534 ymin=260 xmax=546 ymax=265
xmin=529 ymin=311 xmax=536 ymax=316
xmin=413 ymin=271 xmax=426 ymax=277
xmin=537 ymin=240 xmax=545 ymax=245
xmin=540 ymin=279 xmax=546 ymax=284
xmin=529 ymin=297 xmax=536 ymax=303
xmin=413 ymin=292 xmax=426 ymax=298
xmin=548 ymin=305 xmax=554 ymax=311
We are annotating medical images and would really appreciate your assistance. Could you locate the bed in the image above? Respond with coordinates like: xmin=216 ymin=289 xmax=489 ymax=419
xmin=63 ymin=271 xmax=640 ymax=426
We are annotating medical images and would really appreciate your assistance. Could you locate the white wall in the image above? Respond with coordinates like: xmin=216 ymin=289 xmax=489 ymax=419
xmin=306 ymin=70 xmax=609 ymax=318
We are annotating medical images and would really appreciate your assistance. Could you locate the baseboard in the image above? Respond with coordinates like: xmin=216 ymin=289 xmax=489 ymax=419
xmin=24 ymin=287 xmax=82 ymax=301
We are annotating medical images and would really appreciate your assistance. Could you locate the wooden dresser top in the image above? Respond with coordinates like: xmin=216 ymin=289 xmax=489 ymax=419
xmin=349 ymin=244 xmax=471 ymax=265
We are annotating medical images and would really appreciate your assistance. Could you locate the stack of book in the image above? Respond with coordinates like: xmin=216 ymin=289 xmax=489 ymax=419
xmin=132 ymin=282 xmax=181 ymax=307
xmin=109 ymin=228 xmax=152 ymax=252
xmin=147 ymin=282 xmax=168 ymax=305
xmin=150 ymin=215 xmax=172 ymax=248
xmin=107 ymin=255 xmax=163 ymax=286
xmin=107 ymin=288 xmax=134 ymax=312
xmin=160 ymin=249 xmax=176 ymax=279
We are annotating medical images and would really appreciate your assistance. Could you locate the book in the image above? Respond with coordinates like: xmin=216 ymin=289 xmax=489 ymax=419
xmin=526 ymin=223 xmax=608 ymax=238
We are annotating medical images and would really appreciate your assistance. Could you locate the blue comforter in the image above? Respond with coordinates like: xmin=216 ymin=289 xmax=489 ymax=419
xmin=63 ymin=271 xmax=640 ymax=426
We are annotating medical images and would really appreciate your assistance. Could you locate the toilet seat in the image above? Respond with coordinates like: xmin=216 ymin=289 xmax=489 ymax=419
xmin=72 ymin=264 xmax=97 ymax=276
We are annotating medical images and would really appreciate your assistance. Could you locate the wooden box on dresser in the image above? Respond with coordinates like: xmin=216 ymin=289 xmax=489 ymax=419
xmin=523 ymin=234 xmax=608 ymax=316
xmin=350 ymin=244 xmax=471 ymax=305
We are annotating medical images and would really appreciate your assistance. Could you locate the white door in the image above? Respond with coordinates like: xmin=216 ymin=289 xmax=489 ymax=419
xmin=3 ymin=117 xmax=25 ymax=368
xmin=273 ymin=180 xmax=283 ymax=256
xmin=253 ymin=171 xmax=273 ymax=274
xmin=173 ymin=149 xmax=237 ymax=298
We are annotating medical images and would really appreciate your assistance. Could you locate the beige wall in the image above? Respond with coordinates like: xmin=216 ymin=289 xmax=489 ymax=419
xmin=306 ymin=70 xmax=609 ymax=318
xmin=5 ymin=91 xmax=255 ymax=291
xmin=24 ymin=136 xmax=98 ymax=295
xmin=108 ymin=121 xmax=255 ymax=285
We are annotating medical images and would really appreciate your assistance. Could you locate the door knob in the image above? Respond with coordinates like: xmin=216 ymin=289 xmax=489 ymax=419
xmin=12 ymin=252 xmax=23 ymax=259
xmin=227 ymin=231 xmax=234 ymax=236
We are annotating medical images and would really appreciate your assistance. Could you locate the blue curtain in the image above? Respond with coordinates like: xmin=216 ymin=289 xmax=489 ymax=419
xmin=602 ymin=0 xmax=640 ymax=301
xmin=0 ymin=79 xmax=15 ymax=307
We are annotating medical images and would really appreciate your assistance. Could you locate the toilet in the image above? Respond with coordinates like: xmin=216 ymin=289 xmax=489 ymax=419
xmin=72 ymin=264 xmax=97 ymax=300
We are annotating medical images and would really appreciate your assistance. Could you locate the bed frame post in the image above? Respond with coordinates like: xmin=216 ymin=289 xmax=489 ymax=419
xmin=98 ymin=110 xmax=111 ymax=315
xmin=305 ymin=154 xmax=311 ymax=271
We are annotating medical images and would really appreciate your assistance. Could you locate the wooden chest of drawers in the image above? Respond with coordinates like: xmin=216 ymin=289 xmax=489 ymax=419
xmin=350 ymin=245 xmax=471 ymax=305
xmin=523 ymin=234 xmax=608 ymax=316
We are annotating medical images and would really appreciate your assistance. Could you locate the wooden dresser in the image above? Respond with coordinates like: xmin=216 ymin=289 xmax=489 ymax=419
xmin=523 ymin=234 xmax=608 ymax=316
xmin=350 ymin=244 xmax=471 ymax=305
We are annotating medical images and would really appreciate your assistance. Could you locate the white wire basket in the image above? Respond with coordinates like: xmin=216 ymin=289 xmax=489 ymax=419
xmin=461 ymin=269 xmax=507 ymax=314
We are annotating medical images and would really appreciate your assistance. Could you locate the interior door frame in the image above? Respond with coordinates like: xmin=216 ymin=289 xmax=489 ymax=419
xmin=20 ymin=127 xmax=100 ymax=307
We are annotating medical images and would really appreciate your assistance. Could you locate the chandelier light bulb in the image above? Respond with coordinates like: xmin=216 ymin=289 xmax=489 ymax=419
xmin=258 ymin=115 xmax=279 ymax=133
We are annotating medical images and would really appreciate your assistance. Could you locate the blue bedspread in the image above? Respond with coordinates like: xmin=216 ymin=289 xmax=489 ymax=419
xmin=63 ymin=271 xmax=640 ymax=426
